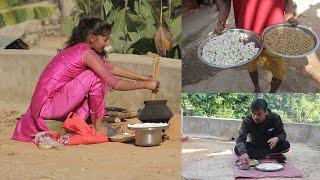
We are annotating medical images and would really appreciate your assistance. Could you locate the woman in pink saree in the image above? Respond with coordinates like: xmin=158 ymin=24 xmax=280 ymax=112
xmin=12 ymin=18 xmax=159 ymax=142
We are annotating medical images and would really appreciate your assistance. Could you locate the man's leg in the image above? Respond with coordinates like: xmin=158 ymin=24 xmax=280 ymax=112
xmin=268 ymin=140 xmax=290 ymax=156
xmin=270 ymin=77 xmax=282 ymax=93
xmin=248 ymin=58 xmax=261 ymax=92
xmin=266 ymin=140 xmax=290 ymax=161
xmin=264 ymin=52 xmax=285 ymax=93
xmin=249 ymin=71 xmax=261 ymax=93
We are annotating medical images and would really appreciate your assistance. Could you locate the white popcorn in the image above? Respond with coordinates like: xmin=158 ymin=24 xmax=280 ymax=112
xmin=256 ymin=163 xmax=283 ymax=171
xmin=201 ymin=31 xmax=260 ymax=67
xmin=128 ymin=123 xmax=169 ymax=128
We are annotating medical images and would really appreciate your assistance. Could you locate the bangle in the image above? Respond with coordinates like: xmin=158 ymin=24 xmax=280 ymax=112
xmin=134 ymin=80 xmax=137 ymax=89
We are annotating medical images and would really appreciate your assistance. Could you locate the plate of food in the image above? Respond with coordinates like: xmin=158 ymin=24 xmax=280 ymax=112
xmin=255 ymin=162 xmax=284 ymax=172
xmin=198 ymin=29 xmax=263 ymax=68
xmin=262 ymin=23 xmax=319 ymax=58
xmin=109 ymin=133 xmax=135 ymax=143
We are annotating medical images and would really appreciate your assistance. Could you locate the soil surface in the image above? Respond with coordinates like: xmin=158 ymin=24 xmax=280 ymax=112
xmin=182 ymin=138 xmax=320 ymax=180
xmin=0 ymin=101 xmax=181 ymax=180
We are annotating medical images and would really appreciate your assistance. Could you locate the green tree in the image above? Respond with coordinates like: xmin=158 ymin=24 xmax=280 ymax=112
xmin=182 ymin=93 xmax=320 ymax=125
xmin=63 ymin=0 xmax=181 ymax=59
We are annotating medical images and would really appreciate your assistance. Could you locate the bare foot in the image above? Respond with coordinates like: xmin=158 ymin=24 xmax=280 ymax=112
xmin=253 ymin=88 xmax=261 ymax=93
xmin=93 ymin=120 xmax=108 ymax=135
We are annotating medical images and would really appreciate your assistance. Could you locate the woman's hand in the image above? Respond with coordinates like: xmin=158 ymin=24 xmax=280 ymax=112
xmin=112 ymin=67 xmax=154 ymax=81
xmin=145 ymin=80 xmax=160 ymax=91
xmin=139 ymin=75 xmax=153 ymax=81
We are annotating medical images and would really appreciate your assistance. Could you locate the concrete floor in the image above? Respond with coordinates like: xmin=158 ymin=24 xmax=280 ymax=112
xmin=182 ymin=138 xmax=320 ymax=180
xmin=182 ymin=4 xmax=320 ymax=93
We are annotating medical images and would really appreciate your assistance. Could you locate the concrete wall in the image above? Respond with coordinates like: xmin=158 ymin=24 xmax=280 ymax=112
xmin=0 ymin=50 xmax=181 ymax=114
xmin=0 ymin=1 xmax=63 ymax=48
xmin=183 ymin=116 xmax=320 ymax=145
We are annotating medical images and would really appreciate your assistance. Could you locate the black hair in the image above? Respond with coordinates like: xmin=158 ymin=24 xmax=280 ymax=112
xmin=65 ymin=17 xmax=111 ymax=58
xmin=251 ymin=98 xmax=268 ymax=112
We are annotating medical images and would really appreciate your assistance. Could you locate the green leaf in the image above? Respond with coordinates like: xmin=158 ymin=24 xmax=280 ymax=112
xmin=144 ymin=16 xmax=157 ymax=38
xmin=7 ymin=0 xmax=19 ymax=7
xmin=13 ymin=7 xmax=35 ymax=23
xmin=0 ymin=0 xmax=19 ymax=8
xmin=169 ymin=14 xmax=181 ymax=46
xmin=133 ymin=0 xmax=139 ymax=14
xmin=106 ymin=8 xmax=116 ymax=24
xmin=34 ymin=7 xmax=56 ymax=19
xmin=127 ymin=48 xmax=134 ymax=54
xmin=111 ymin=8 xmax=126 ymax=34
xmin=0 ymin=13 xmax=5 ymax=27
xmin=109 ymin=33 xmax=126 ymax=53
xmin=103 ymin=0 xmax=113 ymax=16
xmin=125 ymin=31 xmax=141 ymax=51
xmin=0 ymin=0 xmax=9 ymax=10
xmin=62 ymin=16 xmax=75 ymax=36
xmin=171 ymin=0 xmax=181 ymax=8
xmin=1 ymin=11 xmax=16 ymax=25
xmin=139 ymin=0 xmax=153 ymax=18
xmin=126 ymin=12 xmax=144 ymax=32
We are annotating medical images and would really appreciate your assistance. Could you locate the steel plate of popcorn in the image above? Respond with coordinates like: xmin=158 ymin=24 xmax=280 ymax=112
xmin=198 ymin=29 xmax=263 ymax=68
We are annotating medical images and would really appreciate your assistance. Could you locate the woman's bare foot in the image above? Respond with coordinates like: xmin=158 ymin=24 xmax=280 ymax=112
xmin=93 ymin=119 xmax=108 ymax=135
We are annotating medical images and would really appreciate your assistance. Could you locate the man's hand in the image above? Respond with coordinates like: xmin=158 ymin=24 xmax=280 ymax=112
xmin=285 ymin=0 xmax=298 ymax=26
xmin=287 ymin=16 xmax=298 ymax=26
xmin=214 ymin=21 xmax=225 ymax=35
xmin=267 ymin=137 xmax=279 ymax=149
xmin=214 ymin=0 xmax=231 ymax=35
xmin=239 ymin=153 xmax=250 ymax=165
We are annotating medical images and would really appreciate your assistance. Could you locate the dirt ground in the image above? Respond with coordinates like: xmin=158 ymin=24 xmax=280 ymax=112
xmin=182 ymin=138 xmax=320 ymax=180
xmin=182 ymin=4 xmax=320 ymax=93
xmin=0 ymin=101 xmax=181 ymax=180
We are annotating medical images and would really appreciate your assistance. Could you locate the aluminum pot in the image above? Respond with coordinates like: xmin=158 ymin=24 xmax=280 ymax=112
xmin=128 ymin=126 xmax=168 ymax=146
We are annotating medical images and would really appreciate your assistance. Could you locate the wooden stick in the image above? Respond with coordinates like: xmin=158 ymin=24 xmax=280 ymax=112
xmin=147 ymin=52 xmax=161 ymax=100
xmin=151 ymin=57 xmax=158 ymax=100
xmin=147 ymin=51 xmax=159 ymax=59
xmin=153 ymin=58 xmax=161 ymax=100
xmin=152 ymin=58 xmax=157 ymax=80
xmin=155 ymin=60 xmax=160 ymax=80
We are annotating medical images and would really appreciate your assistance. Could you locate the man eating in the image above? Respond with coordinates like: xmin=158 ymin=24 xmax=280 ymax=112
xmin=234 ymin=98 xmax=290 ymax=167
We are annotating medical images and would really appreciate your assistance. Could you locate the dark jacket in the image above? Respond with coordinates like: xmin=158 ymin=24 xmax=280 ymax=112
xmin=236 ymin=109 xmax=287 ymax=155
